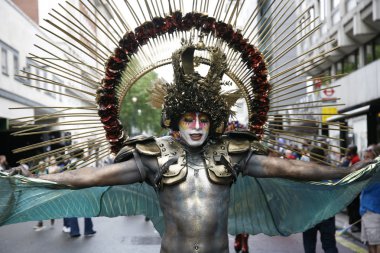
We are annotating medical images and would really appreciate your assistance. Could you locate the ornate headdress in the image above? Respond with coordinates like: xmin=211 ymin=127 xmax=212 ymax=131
xmin=11 ymin=1 xmax=345 ymax=169
xmin=161 ymin=42 xmax=231 ymax=135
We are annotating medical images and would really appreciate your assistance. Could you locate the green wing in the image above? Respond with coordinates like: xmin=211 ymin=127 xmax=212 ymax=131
xmin=1 ymin=158 xmax=380 ymax=237
xmin=228 ymin=157 xmax=380 ymax=236
xmin=0 ymin=173 xmax=164 ymax=235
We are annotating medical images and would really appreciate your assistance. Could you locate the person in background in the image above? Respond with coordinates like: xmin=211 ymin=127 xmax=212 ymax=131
xmin=291 ymin=144 xmax=302 ymax=160
xmin=284 ymin=149 xmax=296 ymax=160
xmin=0 ymin=155 xmax=9 ymax=171
xmin=345 ymin=145 xmax=362 ymax=233
xmin=360 ymin=144 xmax=380 ymax=253
xmin=68 ymin=217 xmax=96 ymax=238
xmin=57 ymin=153 xmax=71 ymax=233
xmin=300 ymin=149 xmax=311 ymax=162
xmin=302 ymin=146 xmax=339 ymax=253
xmin=340 ymin=150 xmax=351 ymax=167
xmin=34 ymin=160 xmax=55 ymax=231
xmin=66 ymin=149 xmax=96 ymax=238
xmin=234 ymin=233 xmax=249 ymax=253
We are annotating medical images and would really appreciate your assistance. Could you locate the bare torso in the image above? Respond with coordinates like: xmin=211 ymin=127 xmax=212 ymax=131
xmin=158 ymin=151 xmax=231 ymax=253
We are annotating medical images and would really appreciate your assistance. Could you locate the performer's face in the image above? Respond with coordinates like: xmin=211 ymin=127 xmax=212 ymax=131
xmin=179 ymin=112 xmax=210 ymax=147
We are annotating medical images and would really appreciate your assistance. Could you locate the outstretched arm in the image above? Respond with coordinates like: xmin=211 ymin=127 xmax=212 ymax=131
xmin=11 ymin=158 xmax=145 ymax=188
xmin=243 ymin=155 xmax=368 ymax=181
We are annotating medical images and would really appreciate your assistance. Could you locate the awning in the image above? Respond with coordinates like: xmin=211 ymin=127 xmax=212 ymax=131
xmin=326 ymin=105 xmax=370 ymax=122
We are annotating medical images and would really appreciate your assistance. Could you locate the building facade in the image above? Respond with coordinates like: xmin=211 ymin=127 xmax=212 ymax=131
xmin=297 ymin=0 xmax=380 ymax=153
xmin=0 ymin=0 xmax=107 ymax=166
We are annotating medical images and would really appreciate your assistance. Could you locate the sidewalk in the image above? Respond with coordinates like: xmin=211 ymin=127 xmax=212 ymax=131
xmin=335 ymin=212 xmax=361 ymax=242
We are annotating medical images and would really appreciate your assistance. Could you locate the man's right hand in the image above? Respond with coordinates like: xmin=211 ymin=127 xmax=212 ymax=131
xmin=8 ymin=166 xmax=33 ymax=177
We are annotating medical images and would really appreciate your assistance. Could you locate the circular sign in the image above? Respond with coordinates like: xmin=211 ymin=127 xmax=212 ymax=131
xmin=323 ymin=88 xmax=335 ymax=97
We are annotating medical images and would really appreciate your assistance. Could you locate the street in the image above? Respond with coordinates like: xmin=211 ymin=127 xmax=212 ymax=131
xmin=0 ymin=215 xmax=367 ymax=253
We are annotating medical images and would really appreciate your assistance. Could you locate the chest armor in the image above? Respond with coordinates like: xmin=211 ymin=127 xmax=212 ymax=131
xmin=147 ymin=137 xmax=247 ymax=186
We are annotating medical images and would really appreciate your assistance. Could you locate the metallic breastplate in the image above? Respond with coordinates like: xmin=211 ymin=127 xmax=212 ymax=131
xmin=156 ymin=137 xmax=187 ymax=186
xmin=203 ymin=140 xmax=234 ymax=185
xmin=155 ymin=137 xmax=234 ymax=186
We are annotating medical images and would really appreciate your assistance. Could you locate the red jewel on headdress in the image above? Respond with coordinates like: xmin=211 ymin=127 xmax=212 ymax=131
xmin=105 ymin=68 xmax=122 ymax=78
xmin=152 ymin=17 xmax=165 ymax=35
xmin=215 ymin=22 xmax=234 ymax=42
xmin=229 ymin=31 xmax=244 ymax=50
xmin=103 ymin=119 xmax=122 ymax=131
xmin=106 ymin=129 xmax=123 ymax=140
xmin=101 ymin=78 xmax=116 ymax=89
xmin=98 ymin=104 xmax=117 ymax=118
xmin=106 ymin=57 xmax=124 ymax=72
xmin=249 ymin=52 xmax=263 ymax=69
xmin=242 ymin=44 xmax=257 ymax=62
xmin=135 ymin=21 xmax=157 ymax=45
xmin=114 ymin=48 xmax=128 ymax=61
xmin=172 ymin=11 xmax=183 ymax=30
xmin=97 ymin=95 xmax=116 ymax=106
xmin=119 ymin=32 xmax=139 ymax=54
xmin=201 ymin=16 xmax=216 ymax=33
xmin=235 ymin=38 xmax=248 ymax=52
xmin=193 ymin=12 xmax=203 ymax=29
xmin=182 ymin=12 xmax=195 ymax=31
xmin=110 ymin=144 xmax=121 ymax=153
xmin=100 ymin=115 xmax=115 ymax=124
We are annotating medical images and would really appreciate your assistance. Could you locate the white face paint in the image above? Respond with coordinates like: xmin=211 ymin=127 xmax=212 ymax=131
xmin=178 ymin=112 xmax=210 ymax=147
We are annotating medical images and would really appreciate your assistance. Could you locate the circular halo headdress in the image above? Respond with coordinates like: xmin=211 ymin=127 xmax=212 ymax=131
xmin=12 ymin=0 xmax=344 ymax=170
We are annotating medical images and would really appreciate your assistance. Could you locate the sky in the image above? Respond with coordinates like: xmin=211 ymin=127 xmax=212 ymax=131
xmin=38 ymin=0 xmax=62 ymax=24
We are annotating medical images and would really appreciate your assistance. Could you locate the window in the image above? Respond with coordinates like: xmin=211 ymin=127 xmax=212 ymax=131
xmin=342 ymin=50 xmax=358 ymax=73
xmin=13 ymin=54 xmax=20 ymax=79
xmin=346 ymin=0 xmax=357 ymax=12
xmin=319 ymin=0 xmax=326 ymax=21
xmin=59 ymin=86 xmax=64 ymax=102
xmin=332 ymin=10 xmax=340 ymax=24
xmin=365 ymin=43 xmax=374 ymax=64
xmin=1 ymin=48 xmax=8 ymax=75
xmin=364 ymin=36 xmax=380 ymax=65
xmin=309 ymin=7 xmax=315 ymax=29
xmin=331 ymin=0 xmax=340 ymax=24
xmin=322 ymin=69 xmax=332 ymax=85
xmin=375 ymin=36 xmax=380 ymax=60
xmin=332 ymin=0 xmax=340 ymax=9
xmin=35 ymin=68 xmax=40 ymax=87
xmin=24 ymin=64 xmax=31 ymax=85
xmin=43 ymin=70 xmax=48 ymax=92
xmin=335 ymin=61 xmax=343 ymax=75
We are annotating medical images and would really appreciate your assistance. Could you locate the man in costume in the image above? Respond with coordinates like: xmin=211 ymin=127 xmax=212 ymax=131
xmin=6 ymin=44 xmax=378 ymax=253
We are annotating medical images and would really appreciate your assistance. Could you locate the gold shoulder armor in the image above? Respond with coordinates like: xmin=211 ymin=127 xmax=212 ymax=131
xmin=136 ymin=141 xmax=161 ymax=156
xmin=250 ymin=141 xmax=269 ymax=155
xmin=228 ymin=138 xmax=251 ymax=153
xmin=114 ymin=145 xmax=134 ymax=163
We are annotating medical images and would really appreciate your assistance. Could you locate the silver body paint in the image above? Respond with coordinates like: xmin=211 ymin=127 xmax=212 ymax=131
xmin=158 ymin=151 xmax=231 ymax=253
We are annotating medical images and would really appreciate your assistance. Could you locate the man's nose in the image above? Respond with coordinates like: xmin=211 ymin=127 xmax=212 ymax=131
xmin=195 ymin=115 xmax=200 ymax=130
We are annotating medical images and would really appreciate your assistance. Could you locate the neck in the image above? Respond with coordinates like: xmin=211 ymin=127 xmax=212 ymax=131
xmin=178 ymin=139 xmax=207 ymax=154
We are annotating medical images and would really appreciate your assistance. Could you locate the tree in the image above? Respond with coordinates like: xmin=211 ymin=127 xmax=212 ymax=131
xmin=119 ymin=71 xmax=164 ymax=136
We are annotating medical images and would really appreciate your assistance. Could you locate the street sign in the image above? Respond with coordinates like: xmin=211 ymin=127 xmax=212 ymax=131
xmin=322 ymin=107 xmax=338 ymax=122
